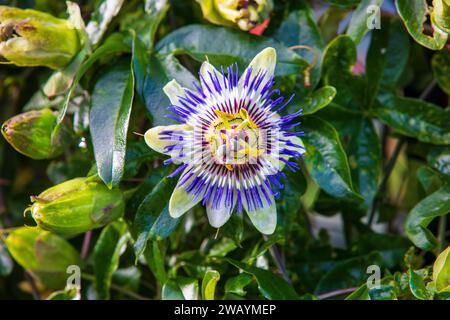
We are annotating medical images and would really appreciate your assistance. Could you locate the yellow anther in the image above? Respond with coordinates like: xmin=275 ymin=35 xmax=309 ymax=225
xmin=239 ymin=108 xmax=249 ymax=119
xmin=236 ymin=119 xmax=249 ymax=130
xmin=225 ymin=164 xmax=234 ymax=171
xmin=214 ymin=109 xmax=234 ymax=129
xmin=239 ymin=108 xmax=258 ymax=129
xmin=214 ymin=109 xmax=234 ymax=119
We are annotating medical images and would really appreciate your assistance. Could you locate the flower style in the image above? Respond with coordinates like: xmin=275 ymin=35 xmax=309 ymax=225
xmin=144 ymin=48 xmax=305 ymax=234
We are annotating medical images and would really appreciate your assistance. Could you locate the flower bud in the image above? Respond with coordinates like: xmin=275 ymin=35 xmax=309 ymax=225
xmin=1 ymin=108 xmax=73 ymax=160
xmin=432 ymin=246 xmax=450 ymax=293
xmin=28 ymin=177 xmax=125 ymax=236
xmin=0 ymin=6 xmax=80 ymax=69
xmin=4 ymin=227 xmax=81 ymax=289
xmin=197 ymin=0 xmax=273 ymax=31
xmin=432 ymin=0 xmax=450 ymax=33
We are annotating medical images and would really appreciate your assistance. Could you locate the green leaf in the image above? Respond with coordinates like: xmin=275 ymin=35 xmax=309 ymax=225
xmin=132 ymin=33 xmax=150 ymax=105
xmin=368 ymin=284 xmax=397 ymax=300
xmin=319 ymin=6 xmax=351 ymax=43
xmin=123 ymin=142 xmax=160 ymax=179
xmin=201 ymin=270 xmax=220 ymax=300
xmin=120 ymin=0 xmax=169 ymax=49
xmin=162 ymin=278 xmax=199 ymax=300
xmin=112 ymin=267 xmax=141 ymax=292
xmin=55 ymin=32 xmax=130 ymax=126
xmin=315 ymin=252 xmax=383 ymax=295
xmin=366 ymin=17 xmax=410 ymax=102
xmin=46 ymin=286 xmax=80 ymax=300
xmin=43 ymin=46 xmax=89 ymax=98
xmin=156 ymin=24 xmax=308 ymax=77
xmin=396 ymin=0 xmax=448 ymax=50
xmin=346 ymin=0 xmax=384 ymax=44
xmin=302 ymin=117 xmax=363 ymax=203
xmin=90 ymin=61 xmax=135 ymax=188
xmin=277 ymin=169 xmax=307 ymax=235
xmin=92 ymin=221 xmax=129 ymax=299
xmin=133 ymin=177 xmax=179 ymax=259
xmin=275 ymin=4 xmax=324 ymax=92
xmin=345 ymin=275 xmax=394 ymax=300
xmin=348 ymin=118 xmax=381 ymax=208
xmin=224 ymin=273 xmax=254 ymax=297
xmin=86 ymin=0 xmax=125 ymax=46
xmin=322 ymin=35 xmax=366 ymax=112
xmin=301 ymin=86 xmax=336 ymax=116
xmin=324 ymin=0 xmax=361 ymax=7
xmin=416 ymin=165 xmax=441 ymax=195
xmin=220 ymin=211 xmax=244 ymax=246
xmin=161 ymin=280 xmax=185 ymax=300
xmin=432 ymin=49 xmax=450 ymax=95
xmin=226 ymin=258 xmax=300 ymax=300
xmin=374 ymin=95 xmax=450 ymax=145
xmin=408 ymin=269 xmax=434 ymax=300
xmin=405 ymin=183 xmax=450 ymax=251
xmin=208 ymin=238 xmax=238 ymax=258
xmin=139 ymin=53 xmax=197 ymax=126
xmin=143 ymin=241 xmax=167 ymax=284
xmin=351 ymin=233 xmax=411 ymax=269
xmin=427 ymin=146 xmax=450 ymax=176
xmin=432 ymin=246 xmax=450 ymax=293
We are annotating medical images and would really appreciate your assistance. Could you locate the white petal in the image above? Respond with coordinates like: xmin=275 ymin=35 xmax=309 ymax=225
xmin=238 ymin=47 xmax=277 ymax=90
xmin=144 ymin=124 xmax=192 ymax=155
xmin=206 ymin=184 xmax=236 ymax=228
xmin=242 ymin=185 xmax=277 ymax=234
xmin=265 ymin=135 xmax=305 ymax=173
xmin=163 ymin=79 xmax=186 ymax=105
xmin=199 ymin=61 xmax=225 ymax=96
xmin=285 ymin=136 xmax=305 ymax=155
xmin=169 ymin=165 xmax=207 ymax=218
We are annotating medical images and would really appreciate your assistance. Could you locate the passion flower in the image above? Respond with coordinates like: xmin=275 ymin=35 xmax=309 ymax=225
xmin=144 ymin=48 xmax=305 ymax=234
xmin=196 ymin=0 xmax=273 ymax=31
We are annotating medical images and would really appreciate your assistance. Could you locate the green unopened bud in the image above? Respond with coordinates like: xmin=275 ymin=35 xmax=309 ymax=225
xmin=0 ymin=6 xmax=80 ymax=69
xmin=432 ymin=0 xmax=450 ymax=33
xmin=197 ymin=0 xmax=273 ymax=31
xmin=432 ymin=246 xmax=450 ymax=293
xmin=1 ymin=108 xmax=73 ymax=160
xmin=28 ymin=177 xmax=125 ymax=236
xmin=4 ymin=227 xmax=81 ymax=289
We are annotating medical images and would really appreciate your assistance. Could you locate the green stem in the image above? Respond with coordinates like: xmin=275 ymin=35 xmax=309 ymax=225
xmin=367 ymin=80 xmax=437 ymax=226
xmin=318 ymin=287 xmax=357 ymax=300
xmin=367 ymin=139 xmax=405 ymax=226
xmin=263 ymin=235 xmax=291 ymax=284
xmin=437 ymin=215 xmax=447 ymax=254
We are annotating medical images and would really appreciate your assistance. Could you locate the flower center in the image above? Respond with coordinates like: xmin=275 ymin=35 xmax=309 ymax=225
xmin=207 ymin=108 xmax=264 ymax=170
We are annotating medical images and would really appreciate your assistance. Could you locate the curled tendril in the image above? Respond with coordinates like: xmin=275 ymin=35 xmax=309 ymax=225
xmin=289 ymin=45 xmax=319 ymax=87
